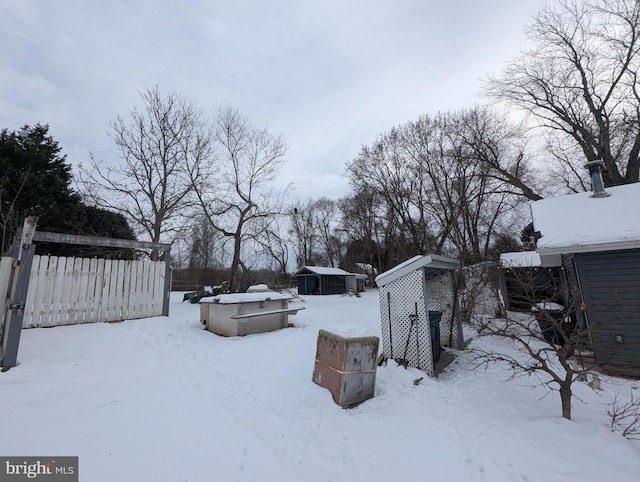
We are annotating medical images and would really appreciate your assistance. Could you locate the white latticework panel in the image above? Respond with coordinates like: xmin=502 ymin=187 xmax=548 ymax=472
xmin=237 ymin=300 xmax=287 ymax=335
xmin=379 ymin=269 xmax=435 ymax=377
xmin=238 ymin=316 xmax=284 ymax=335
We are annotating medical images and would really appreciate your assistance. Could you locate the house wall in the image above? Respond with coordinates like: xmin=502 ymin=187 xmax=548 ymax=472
xmin=574 ymin=249 xmax=640 ymax=369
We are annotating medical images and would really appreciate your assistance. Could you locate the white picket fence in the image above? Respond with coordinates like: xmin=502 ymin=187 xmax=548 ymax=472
xmin=0 ymin=255 xmax=167 ymax=329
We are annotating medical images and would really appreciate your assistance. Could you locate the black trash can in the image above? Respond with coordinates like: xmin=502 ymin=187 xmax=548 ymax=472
xmin=428 ymin=311 xmax=442 ymax=363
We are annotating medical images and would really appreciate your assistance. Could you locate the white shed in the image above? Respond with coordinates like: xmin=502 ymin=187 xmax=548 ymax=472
xmin=375 ymin=254 xmax=463 ymax=377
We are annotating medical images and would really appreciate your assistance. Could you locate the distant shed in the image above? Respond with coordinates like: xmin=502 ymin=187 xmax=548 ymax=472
xmin=531 ymin=182 xmax=640 ymax=375
xmin=293 ymin=266 xmax=358 ymax=295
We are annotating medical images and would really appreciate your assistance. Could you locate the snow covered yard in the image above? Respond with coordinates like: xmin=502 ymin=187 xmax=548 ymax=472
xmin=1 ymin=289 xmax=639 ymax=482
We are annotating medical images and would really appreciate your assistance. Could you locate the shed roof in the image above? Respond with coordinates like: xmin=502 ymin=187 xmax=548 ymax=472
xmin=500 ymin=251 xmax=563 ymax=268
xmin=531 ymin=183 xmax=640 ymax=255
xmin=374 ymin=254 xmax=460 ymax=288
xmin=500 ymin=251 xmax=542 ymax=268
xmin=293 ymin=266 xmax=350 ymax=276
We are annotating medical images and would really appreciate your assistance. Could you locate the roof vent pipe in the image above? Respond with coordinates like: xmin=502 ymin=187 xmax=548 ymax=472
xmin=584 ymin=160 xmax=610 ymax=198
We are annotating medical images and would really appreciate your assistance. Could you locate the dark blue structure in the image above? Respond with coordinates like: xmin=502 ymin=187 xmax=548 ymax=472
xmin=293 ymin=266 xmax=351 ymax=295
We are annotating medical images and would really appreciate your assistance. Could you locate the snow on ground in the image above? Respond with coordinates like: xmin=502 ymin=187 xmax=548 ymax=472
xmin=1 ymin=289 xmax=640 ymax=481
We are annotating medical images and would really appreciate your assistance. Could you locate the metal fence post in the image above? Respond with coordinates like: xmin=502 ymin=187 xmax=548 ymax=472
xmin=1 ymin=217 xmax=38 ymax=371
xmin=162 ymin=247 xmax=171 ymax=317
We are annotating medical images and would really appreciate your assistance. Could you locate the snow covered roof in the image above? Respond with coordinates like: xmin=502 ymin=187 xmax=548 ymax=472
xmin=207 ymin=291 xmax=293 ymax=304
xmin=500 ymin=251 xmax=562 ymax=268
xmin=246 ymin=284 xmax=270 ymax=293
xmin=531 ymin=183 xmax=640 ymax=255
xmin=374 ymin=254 xmax=460 ymax=287
xmin=293 ymin=266 xmax=351 ymax=276
xmin=500 ymin=251 xmax=541 ymax=267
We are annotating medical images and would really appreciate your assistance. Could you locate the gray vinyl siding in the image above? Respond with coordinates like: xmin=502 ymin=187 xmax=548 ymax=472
xmin=574 ymin=249 xmax=640 ymax=368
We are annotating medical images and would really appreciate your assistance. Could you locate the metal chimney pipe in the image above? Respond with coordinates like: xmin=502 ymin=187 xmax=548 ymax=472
xmin=584 ymin=160 xmax=610 ymax=198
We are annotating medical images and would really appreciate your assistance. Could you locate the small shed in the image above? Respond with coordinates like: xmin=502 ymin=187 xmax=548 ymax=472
xmin=375 ymin=254 xmax=464 ymax=378
xmin=498 ymin=251 xmax=564 ymax=310
xmin=293 ymin=266 xmax=358 ymax=295
xmin=353 ymin=273 xmax=368 ymax=292
xmin=531 ymin=182 xmax=640 ymax=375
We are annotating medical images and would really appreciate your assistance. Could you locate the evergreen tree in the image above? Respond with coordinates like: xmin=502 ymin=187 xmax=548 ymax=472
xmin=0 ymin=124 xmax=81 ymax=253
xmin=0 ymin=124 xmax=135 ymax=257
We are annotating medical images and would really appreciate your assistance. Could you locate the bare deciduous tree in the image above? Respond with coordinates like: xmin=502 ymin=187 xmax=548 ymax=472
xmin=346 ymin=128 xmax=437 ymax=260
xmin=0 ymin=168 xmax=29 ymax=256
xmin=345 ymin=108 xmax=533 ymax=266
xmin=606 ymin=391 xmax=640 ymax=440
xmin=485 ymin=0 xmax=640 ymax=188
xmin=447 ymin=108 xmax=543 ymax=201
xmin=255 ymin=215 xmax=291 ymax=285
xmin=79 ymin=87 xmax=212 ymax=259
xmin=188 ymin=215 xmax=227 ymax=270
xmin=472 ymin=270 xmax=592 ymax=420
xmin=289 ymin=199 xmax=319 ymax=268
xmin=301 ymin=197 xmax=345 ymax=268
xmin=192 ymin=105 xmax=288 ymax=292
xmin=339 ymin=188 xmax=391 ymax=274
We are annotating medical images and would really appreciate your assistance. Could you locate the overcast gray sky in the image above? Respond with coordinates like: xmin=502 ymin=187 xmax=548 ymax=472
xmin=1 ymin=0 xmax=546 ymax=200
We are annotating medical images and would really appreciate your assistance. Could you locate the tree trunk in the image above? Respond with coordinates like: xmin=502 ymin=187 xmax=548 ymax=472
xmin=229 ymin=232 xmax=243 ymax=292
xmin=560 ymin=383 xmax=572 ymax=420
